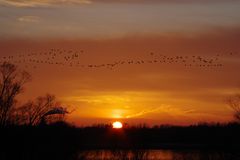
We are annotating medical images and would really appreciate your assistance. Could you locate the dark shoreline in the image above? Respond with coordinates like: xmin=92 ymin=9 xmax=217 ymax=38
xmin=1 ymin=123 xmax=240 ymax=149
xmin=1 ymin=123 xmax=240 ymax=159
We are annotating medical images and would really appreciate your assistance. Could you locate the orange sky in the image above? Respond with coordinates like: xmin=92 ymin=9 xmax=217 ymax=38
xmin=0 ymin=0 xmax=240 ymax=126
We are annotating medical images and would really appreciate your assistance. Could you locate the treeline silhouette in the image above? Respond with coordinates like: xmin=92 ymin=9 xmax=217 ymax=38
xmin=1 ymin=122 xmax=240 ymax=160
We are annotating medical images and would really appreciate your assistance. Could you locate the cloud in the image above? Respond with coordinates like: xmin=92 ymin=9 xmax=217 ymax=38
xmin=18 ymin=16 xmax=41 ymax=23
xmin=125 ymin=105 xmax=195 ymax=118
xmin=92 ymin=0 xmax=238 ymax=4
xmin=1 ymin=0 xmax=238 ymax=8
xmin=0 ymin=0 xmax=92 ymax=8
xmin=125 ymin=107 xmax=163 ymax=119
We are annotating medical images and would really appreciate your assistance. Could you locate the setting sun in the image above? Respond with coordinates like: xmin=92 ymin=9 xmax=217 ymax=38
xmin=0 ymin=0 xmax=240 ymax=159
xmin=112 ymin=121 xmax=123 ymax=129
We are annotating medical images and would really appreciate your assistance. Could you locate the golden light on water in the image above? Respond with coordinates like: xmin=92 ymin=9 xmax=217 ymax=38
xmin=112 ymin=121 xmax=123 ymax=129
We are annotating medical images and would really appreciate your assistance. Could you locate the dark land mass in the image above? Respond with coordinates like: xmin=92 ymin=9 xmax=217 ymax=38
xmin=1 ymin=122 xmax=240 ymax=160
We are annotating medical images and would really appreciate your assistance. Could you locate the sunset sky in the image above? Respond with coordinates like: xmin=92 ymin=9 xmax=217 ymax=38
xmin=0 ymin=0 xmax=240 ymax=126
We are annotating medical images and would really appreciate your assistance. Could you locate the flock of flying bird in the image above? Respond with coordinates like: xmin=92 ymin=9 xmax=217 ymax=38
xmin=0 ymin=48 xmax=238 ymax=70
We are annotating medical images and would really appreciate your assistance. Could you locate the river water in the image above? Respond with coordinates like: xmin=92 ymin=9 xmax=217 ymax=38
xmin=77 ymin=149 xmax=240 ymax=160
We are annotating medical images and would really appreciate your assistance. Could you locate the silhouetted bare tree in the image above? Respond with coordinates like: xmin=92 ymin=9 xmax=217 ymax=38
xmin=17 ymin=94 xmax=68 ymax=126
xmin=227 ymin=94 xmax=240 ymax=122
xmin=0 ymin=62 xmax=31 ymax=126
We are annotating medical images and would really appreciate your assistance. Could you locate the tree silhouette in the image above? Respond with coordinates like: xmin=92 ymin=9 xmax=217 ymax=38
xmin=16 ymin=94 xmax=68 ymax=126
xmin=0 ymin=62 xmax=31 ymax=126
xmin=227 ymin=94 xmax=240 ymax=122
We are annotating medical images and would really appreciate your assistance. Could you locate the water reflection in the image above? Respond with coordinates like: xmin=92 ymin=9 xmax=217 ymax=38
xmin=77 ymin=150 xmax=240 ymax=160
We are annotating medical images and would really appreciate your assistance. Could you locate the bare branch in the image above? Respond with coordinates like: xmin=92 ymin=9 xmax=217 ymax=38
xmin=227 ymin=94 xmax=240 ymax=122
xmin=0 ymin=62 xmax=31 ymax=126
